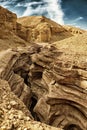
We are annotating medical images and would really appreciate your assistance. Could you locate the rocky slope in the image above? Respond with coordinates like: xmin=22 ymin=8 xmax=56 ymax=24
xmin=17 ymin=16 xmax=86 ymax=43
xmin=17 ymin=16 xmax=72 ymax=43
xmin=0 ymin=6 xmax=85 ymax=50
xmin=0 ymin=78 xmax=60 ymax=130
xmin=0 ymin=6 xmax=87 ymax=130
xmin=0 ymin=6 xmax=30 ymax=50
xmin=63 ymin=25 xmax=85 ymax=35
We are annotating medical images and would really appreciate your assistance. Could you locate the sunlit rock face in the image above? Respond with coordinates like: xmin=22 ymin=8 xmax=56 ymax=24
xmin=0 ymin=6 xmax=87 ymax=130
xmin=0 ymin=6 xmax=17 ymax=32
xmin=28 ymin=45 xmax=87 ymax=130
xmin=0 ymin=44 xmax=87 ymax=130
xmin=17 ymin=16 xmax=73 ymax=43
xmin=0 ymin=6 xmax=85 ymax=50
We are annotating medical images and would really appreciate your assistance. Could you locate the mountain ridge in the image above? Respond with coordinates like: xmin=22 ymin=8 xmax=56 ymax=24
xmin=0 ymin=6 xmax=86 ymax=50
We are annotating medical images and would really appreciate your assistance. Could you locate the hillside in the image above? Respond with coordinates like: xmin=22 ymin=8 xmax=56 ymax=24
xmin=17 ymin=16 xmax=73 ymax=43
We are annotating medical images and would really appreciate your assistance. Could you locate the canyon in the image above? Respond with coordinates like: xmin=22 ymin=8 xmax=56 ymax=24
xmin=0 ymin=6 xmax=87 ymax=130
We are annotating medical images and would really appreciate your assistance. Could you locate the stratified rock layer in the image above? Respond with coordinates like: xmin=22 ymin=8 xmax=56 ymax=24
xmin=0 ymin=79 xmax=60 ymax=130
xmin=0 ymin=6 xmax=17 ymax=32
xmin=63 ymin=25 xmax=85 ymax=35
xmin=0 ymin=6 xmax=31 ymax=50
xmin=0 ymin=41 xmax=87 ymax=129
xmin=0 ymin=6 xmax=85 ymax=50
xmin=29 ymin=44 xmax=87 ymax=130
xmin=17 ymin=16 xmax=73 ymax=43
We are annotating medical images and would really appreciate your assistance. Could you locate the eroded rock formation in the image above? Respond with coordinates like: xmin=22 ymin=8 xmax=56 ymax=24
xmin=63 ymin=25 xmax=85 ymax=35
xmin=0 ymin=6 xmax=85 ymax=50
xmin=17 ymin=16 xmax=73 ymax=43
xmin=0 ymin=6 xmax=17 ymax=32
xmin=0 ymin=43 xmax=87 ymax=130
xmin=0 ymin=79 xmax=61 ymax=130
xmin=28 ymin=44 xmax=87 ymax=130
xmin=0 ymin=6 xmax=31 ymax=50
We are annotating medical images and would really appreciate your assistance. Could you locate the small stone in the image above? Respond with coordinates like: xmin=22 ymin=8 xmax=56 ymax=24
xmin=18 ymin=128 xmax=22 ymax=130
xmin=1 ymin=126 xmax=6 ymax=130
xmin=26 ymin=116 xmax=30 ymax=121
xmin=24 ymin=128 xmax=28 ymax=130
xmin=7 ymin=105 xmax=11 ymax=110
xmin=18 ymin=114 xmax=23 ymax=120
xmin=10 ymin=100 xmax=18 ymax=106
xmin=9 ymin=114 xmax=14 ymax=120
xmin=13 ymin=122 xmax=18 ymax=128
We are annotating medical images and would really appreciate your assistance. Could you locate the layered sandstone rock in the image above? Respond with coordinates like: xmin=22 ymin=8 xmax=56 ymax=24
xmin=0 ymin=6 xmax=17 ymax=32
xmin=0 ymin=46 xmax=62 ymax=130
xmin=0 ymin=6 xmax=85 ymax=51
xmin=0 ymin=42 xmax=87 ymax=129
xmin=0 ymin=79 xmax=61 ymax=130
xmin=0 ymin=6 xmax=31 ymax=50
xmin=28 ymin=44 xmax=87 ymax=130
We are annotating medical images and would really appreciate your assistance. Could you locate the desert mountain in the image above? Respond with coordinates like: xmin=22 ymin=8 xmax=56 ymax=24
xmin=0 ymin=6 xmax=87 ymax=130
xmin=17 ymin=16 xmax=72 ymax=43
xmin=0 ymin=6 xmax=85 ymax=50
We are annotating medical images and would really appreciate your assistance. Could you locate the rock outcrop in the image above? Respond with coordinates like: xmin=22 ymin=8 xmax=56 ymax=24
xmin=63 ymin=25 xmax=85 ymax=35
xmin=28 ymin=44 xmax=87 ymax=130
xmin=17 ymin=16 xmax=73 ymax=43
xmin=0 ymin=42 xmax=87 ymax=129
xmin=0 ymin=6 xmax=31 ymax=50
xmin=0 ymin=6 xmax=85 ymax=51
xmin=0 ymin=6 xmax=17 ymax=32
xmin=0 ymin=79 xmax=61 ymax=130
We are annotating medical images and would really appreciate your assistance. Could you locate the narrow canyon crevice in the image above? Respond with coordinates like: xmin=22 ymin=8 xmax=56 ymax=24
xmin=29 ymin=96 xmax=40 ymax=121
xmin=64 ymin=124 xmax=82 ymax=130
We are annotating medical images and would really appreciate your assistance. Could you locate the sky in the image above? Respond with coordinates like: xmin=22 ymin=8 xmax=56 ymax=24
xmin=0 ymin=0 xmax=87 ymax=29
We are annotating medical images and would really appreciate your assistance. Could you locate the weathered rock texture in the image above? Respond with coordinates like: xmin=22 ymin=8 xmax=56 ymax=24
xmin=0 ymin=6 xmax=85 ymax=51
xmin=0 ymin=42 xmax=87 ymax=129
xmin=28 ymin=44 xmax=87 ymax=130
xmin=63 ymin=25 xmax=85 ymax=35
xmin=0 ymin=5 xmax=87 ymax=130
xmin=0 ymin=6 xmax=31 ymax=50
xmin=0 ymin=6 xmax=17 ymax=32
xmin=0 ymin=79 xmax=60 ymax=130
xmin=17 ymin=16 xmax=73 ymax=43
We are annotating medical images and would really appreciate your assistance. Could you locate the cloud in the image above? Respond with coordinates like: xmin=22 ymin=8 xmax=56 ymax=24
xmin=0 ymin=0 xmax=64 ymax=25
xmin=74 ymin=17 xmax=83 ymax=22
xmin=16 ymin=1 xmax=44 ymax=7
xmin=42 ymin=0 xmax=64 ymax=24
xmin=22 ymin=2 xmax=47 ymax=16
xmin=22 ymin=0 xmax=64 ymax=25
